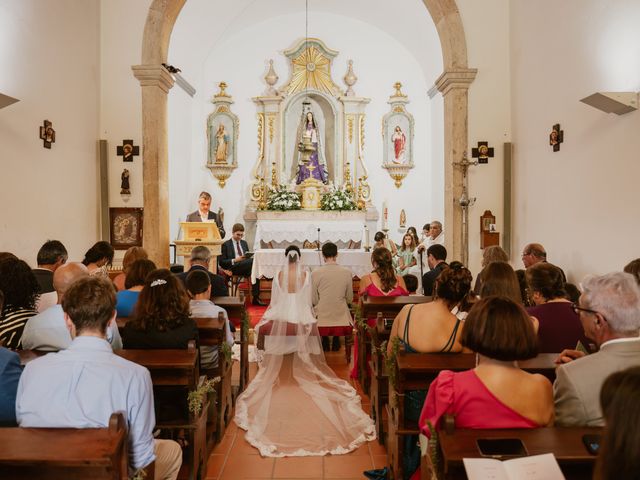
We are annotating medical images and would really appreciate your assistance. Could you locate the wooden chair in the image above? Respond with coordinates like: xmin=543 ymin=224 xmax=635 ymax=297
xmin=118 ymin=341 xmax=205 ymax=480
xmin=0 ymin=412 xmax=128 ymax=480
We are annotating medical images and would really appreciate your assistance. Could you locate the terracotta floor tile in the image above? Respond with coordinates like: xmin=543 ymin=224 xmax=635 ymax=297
xmin=372 ymin=454 xmax=389 ymax=469
xmin=219 ymin=453 xmax=275 ymax=479
xmin=343 ymin=443 xmax=370 ymax=456
xmin=232 ymin=434 xmax=263 ymax=455
xmin=272 ymin=456 xmax=323 ymax=478
xmin=212 ymin=432 xmax=236 ymax=455
xmin=324 ymin=454 xmax=374 ymax=478
xmin=368 ymin=440 xmax=387 ymax=456
xmin=205 ymin=454 xmax=227 ymax=479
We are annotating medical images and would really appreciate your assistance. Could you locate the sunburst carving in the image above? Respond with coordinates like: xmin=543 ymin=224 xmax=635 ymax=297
xmin=282 ymin=39 xmax=341 ymax=96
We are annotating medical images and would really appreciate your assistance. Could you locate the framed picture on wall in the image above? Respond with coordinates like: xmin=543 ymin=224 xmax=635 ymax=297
xmin=109 ymin=208 xmax=143 ymax=250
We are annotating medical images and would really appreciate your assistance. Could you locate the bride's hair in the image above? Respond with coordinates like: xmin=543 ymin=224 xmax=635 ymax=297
xmin=371 ymin=247 xmax=397 ymax=292
xmin=285 ymin=245 xmax=301 ymax=263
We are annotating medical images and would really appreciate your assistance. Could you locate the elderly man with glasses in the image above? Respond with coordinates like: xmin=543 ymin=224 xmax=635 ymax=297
xmin=521 ymin=242 xmax=567 ymax=283
xmin=554 ymin=272 xmax=640 ymax=426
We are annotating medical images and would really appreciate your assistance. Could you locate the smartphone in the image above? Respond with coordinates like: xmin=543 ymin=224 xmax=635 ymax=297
xmin=582 ymin=434 xmax=601 ymax=455
xmin=476 ymin=438 xmax=528 ymax=458
xmin=244 ymin=252 xmax=254 ymax=258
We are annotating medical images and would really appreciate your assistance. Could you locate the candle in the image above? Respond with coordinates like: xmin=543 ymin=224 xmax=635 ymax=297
xmin=364 ymin=225 xmax=370 ymax=249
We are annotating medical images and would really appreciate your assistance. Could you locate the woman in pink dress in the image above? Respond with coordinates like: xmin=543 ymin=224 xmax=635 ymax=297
xmin=416 ymin=296 xmax=554 ymax=479
xmin=420 ymin=295 xmax=553 ymax=432
xmin=351 ymin=247 xmax=408 ymax=378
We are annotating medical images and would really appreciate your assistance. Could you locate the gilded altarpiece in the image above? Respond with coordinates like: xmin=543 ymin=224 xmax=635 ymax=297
xmin=247 ymin=38 xmax=375 ymax=216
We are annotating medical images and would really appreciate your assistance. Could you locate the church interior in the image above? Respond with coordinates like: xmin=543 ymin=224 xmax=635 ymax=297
xmin=1 ymin=0 xmax=640 ymax=479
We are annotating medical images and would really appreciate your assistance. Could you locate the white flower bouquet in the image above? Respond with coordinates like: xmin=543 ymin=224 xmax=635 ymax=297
xmin=265 ymin=184 xmax=302 ymax=211
xmin=320 ymin=186 xmax=357 ymax=211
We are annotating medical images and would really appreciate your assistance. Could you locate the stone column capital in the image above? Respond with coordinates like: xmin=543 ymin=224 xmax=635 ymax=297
xmin=434 ymin=68 xmax=478 ymax=96
xmin=132 ymin=65 xmax=175 ymax=94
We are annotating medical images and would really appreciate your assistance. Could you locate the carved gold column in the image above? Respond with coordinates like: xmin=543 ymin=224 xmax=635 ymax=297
xmin=132 ymin=65 xmax=175 ymax=268
xmin=435 ymin=68 xmax=477 ymax=263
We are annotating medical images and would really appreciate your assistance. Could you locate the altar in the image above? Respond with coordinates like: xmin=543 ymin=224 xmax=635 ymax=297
xmin=250 ymin=248 xmax=372 ymax=283
xmin=253 ymin=210 xmax=367 ymax=250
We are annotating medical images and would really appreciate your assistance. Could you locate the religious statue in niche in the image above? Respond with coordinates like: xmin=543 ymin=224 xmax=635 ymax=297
xmin=120 ymin=169 xmax=131 ymax=195
xmin=214 ymin=124 xmax=229 ymax=164
xmin=39 ymin=120 xmax=56 ymax=149
xmin=549 ymin=124 xmax=564 ymax=152
xmin=382 ymin=83 xmax=415 ymax=188
xmin=392 ymin=126 xmax=406 ymax=164
xmin=295 ymin=108 xmax=328 ymax=184
xmin=206 ymin=82 xmax=239 ymax=188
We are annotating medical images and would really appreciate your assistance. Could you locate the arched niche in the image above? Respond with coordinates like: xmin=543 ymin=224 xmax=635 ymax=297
xmin=282 ymin=91 xmax=339 ymax=185
xmin=136 ymin=0 xmax=475 ymax=266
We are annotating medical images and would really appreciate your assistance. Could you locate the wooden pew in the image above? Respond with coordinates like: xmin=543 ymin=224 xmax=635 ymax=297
xmin=429 ymin=423 xmax=602 ymax=480
xmin=0 ymin=412 xmax=128 ymax=480
xmin=359 ymin=295 xmax=431 ymax=445
xmin=387 ymin=352 xmax=558 ymax=480
xmin=358 ymin=295 xmax=431 ymax=394
xmin=193 ymin=314 xmax=234 ymax=445
xmin=213 ymin=296 xmax=249 ymax=394
xmin=118 ymin=342 xmax=206 ymax=480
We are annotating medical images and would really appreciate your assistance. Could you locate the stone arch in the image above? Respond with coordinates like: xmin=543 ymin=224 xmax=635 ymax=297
xmin=136 ymin=0 xmax=475 ymax=266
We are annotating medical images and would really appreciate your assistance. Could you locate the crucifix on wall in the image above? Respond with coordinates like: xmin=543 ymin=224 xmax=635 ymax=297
xmin=549 ymin=124 xmax=564 ymax=152
xmin=116 ymin=139 xmax=139 ymax=162
xmin=471 ymin=141 xmax=494 ymax=164
xmin=39 ymin=120 xmax=56 ymax=149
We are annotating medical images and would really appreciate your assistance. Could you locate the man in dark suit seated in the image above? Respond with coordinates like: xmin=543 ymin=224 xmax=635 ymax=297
xmin=219 ymin=223 xmax=265 ymax=306
xmin=177 ymin=246 xmax=228 ymax=297
xmin=185 ymin=191 xmax=225 ymax=238
xmin=422 ymin=244 xmax=448 ymax=296
xmin=32 ymin=240 xmax=67 ymax=312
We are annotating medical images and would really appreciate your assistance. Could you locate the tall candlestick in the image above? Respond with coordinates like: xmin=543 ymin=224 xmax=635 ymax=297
xmin=364 ymin=225 xmax=370 ymax=250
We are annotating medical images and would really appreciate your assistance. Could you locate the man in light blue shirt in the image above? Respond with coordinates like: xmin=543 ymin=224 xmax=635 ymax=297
xmin=21 ymin=262 xmax=122 ymax=351
xmin=16 ymin=277 xmax=181 ymax=479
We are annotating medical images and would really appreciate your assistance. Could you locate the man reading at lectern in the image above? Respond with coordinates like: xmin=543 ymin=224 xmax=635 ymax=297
xmin=220 ymin=224 xmax=265 ymax=306
xmin=186 ymin=191 xmax=225 ymax=238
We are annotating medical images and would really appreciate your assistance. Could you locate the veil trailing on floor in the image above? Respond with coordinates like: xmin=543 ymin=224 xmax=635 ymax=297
xmin=234 ymin=249 xmax=375 ymax=457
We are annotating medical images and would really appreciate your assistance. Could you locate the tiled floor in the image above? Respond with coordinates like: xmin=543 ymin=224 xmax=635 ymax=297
xmin=205 ymin=348 xmax=387 ymax=480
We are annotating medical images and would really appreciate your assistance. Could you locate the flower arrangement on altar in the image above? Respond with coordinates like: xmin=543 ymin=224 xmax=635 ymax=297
xmin=265 ymin=184 xmax=302 ymax=211
xmin=320 ymin=186 xmax=357 ymax=211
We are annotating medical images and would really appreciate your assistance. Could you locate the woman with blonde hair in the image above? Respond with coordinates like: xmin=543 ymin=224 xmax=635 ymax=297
xmin=473 ymin=245 xmax=509 ymax=294
xmin=113 ymin=246 xmax=148 ymax=291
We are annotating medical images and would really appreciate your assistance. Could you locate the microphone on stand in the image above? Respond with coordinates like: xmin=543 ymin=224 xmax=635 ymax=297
xmin=317 ymin=228 xmax=321 ymax=251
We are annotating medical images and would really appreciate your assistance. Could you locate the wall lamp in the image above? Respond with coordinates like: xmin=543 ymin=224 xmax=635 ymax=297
xmin=580 ymin=92 xmax=638 ymax=115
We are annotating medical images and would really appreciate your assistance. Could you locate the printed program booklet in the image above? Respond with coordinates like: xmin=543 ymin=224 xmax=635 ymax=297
xmin=463 ymin=453 xmax=565 ymax=480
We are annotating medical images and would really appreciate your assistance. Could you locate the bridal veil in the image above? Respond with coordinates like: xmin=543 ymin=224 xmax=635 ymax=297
xmin=234 ymin=248 xmax=375 ymax=456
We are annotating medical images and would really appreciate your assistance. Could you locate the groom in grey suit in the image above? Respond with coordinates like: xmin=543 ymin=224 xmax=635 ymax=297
xmin=186 ymin=191 xmax=225 ymax=238
xmin=554 ymin=272 xmax=640 ymax=426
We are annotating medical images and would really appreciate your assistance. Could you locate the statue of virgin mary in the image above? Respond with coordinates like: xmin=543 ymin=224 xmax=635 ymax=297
xmin=294 ymin=107 xmax=328 ymax=184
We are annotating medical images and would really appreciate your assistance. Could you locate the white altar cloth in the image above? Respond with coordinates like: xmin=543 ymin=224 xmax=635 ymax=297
xmin=250 ymin=249 xmax=372 ymax=283
xmin=253 ymin=211 xmax=366 ymax=250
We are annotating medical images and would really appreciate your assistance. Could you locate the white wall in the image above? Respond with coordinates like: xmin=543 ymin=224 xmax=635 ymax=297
xmin=510 ymin=0 xmax=640 ymax=281
xmin=168 ymin=6 xmax=444 ymax=246
xmin=457 ymin=0 xmax=512 ymax=275
xmin=0 ymin=0 xmax=100 ymax=264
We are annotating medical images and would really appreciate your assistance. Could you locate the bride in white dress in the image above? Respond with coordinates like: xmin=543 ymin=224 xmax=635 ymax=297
xmin=234 ymin=246 xmax=375 ymax=457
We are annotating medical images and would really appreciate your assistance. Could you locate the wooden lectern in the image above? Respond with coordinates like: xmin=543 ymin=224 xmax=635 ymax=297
xmin=175 ymin=222 xmax=223 ymax=273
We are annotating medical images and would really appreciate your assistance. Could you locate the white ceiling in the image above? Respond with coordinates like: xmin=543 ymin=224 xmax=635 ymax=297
xmin=170 ymin=0 xmax=443 ymax=85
